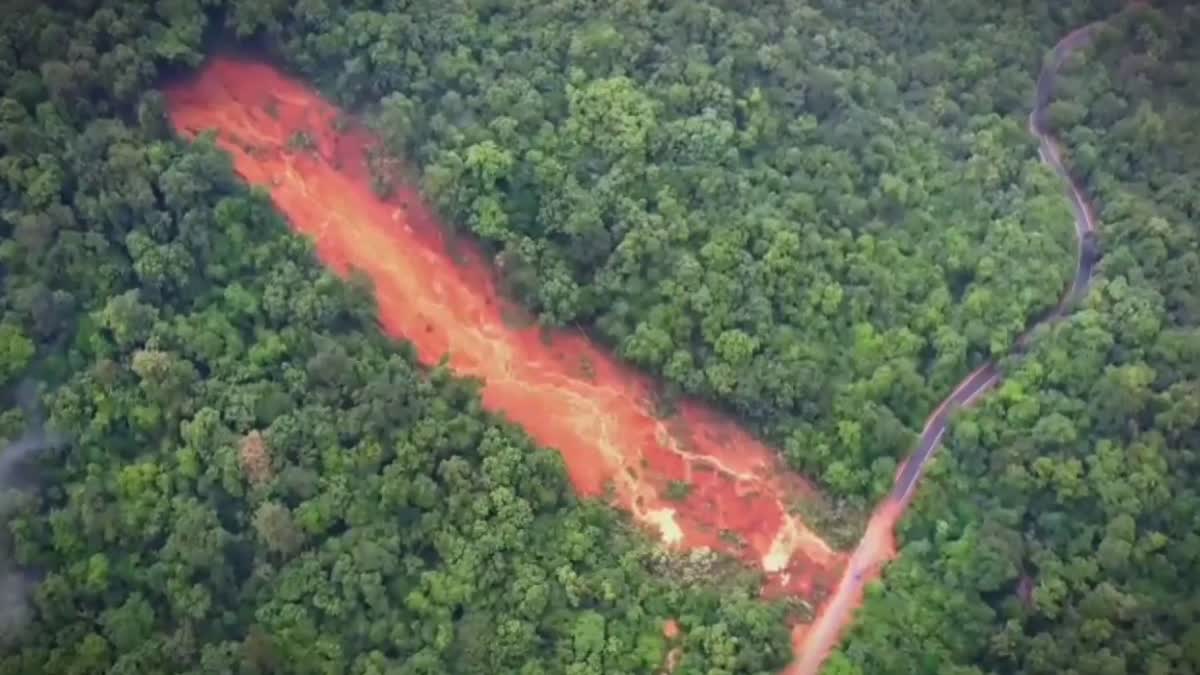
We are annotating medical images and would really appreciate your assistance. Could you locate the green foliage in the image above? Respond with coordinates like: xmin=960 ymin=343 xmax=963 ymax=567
xmin=664 ymin=480 xmax=693 ymax=501
xmin=4 ymin=0 xmax=1200 ymax=674
xmin=833 ymin=3 xmax=1200 ymax=674
xmin=268 ymin=0 xmax=1088 ymax=513
xmin=0 ymin=3 xmax=792 ymax=673
xmin=286 ymin=130 xmax=315 ymax=152
xmin=0 ymin=324 xmax=35 ymax=385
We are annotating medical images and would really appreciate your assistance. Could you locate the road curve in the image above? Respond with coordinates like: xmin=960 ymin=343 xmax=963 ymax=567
xmin=787 ymin=17 xmax=1111 ymax=675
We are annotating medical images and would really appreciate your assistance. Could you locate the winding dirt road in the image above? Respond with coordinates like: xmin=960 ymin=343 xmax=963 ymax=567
xmin=787 ymin=19 xmax=1108 ymax=675
xmin=162 ymin=12 xmax=1122 ymax=673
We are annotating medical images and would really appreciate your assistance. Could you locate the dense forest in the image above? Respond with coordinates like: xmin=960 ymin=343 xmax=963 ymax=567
xmin=276 ymin=0 xmax=1087 ymax=512
xmin=0 ymin=2 xmax=790 ymax=673
xmin=1 ymin=0 xmax=1198 ymax=674
xmin=830 ymin=3 xmax=1200 ymax=674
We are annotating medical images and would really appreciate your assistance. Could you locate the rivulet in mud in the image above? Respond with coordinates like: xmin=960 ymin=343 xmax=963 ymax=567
xmin=164 ymin=58 xmax=845 ymax=624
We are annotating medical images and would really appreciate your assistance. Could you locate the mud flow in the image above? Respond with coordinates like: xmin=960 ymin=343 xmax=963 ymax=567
xmin=163 ymin=57 xmax=845 ymax=620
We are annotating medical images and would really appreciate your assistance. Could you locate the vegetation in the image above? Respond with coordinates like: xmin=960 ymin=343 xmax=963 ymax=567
xmin=271 ymin=0 xmax=1088 ymax=512
xmin=830 ymin=3 xmax=1200 ymax=673
xmin=286 ymin=130 xmax=316 ymax=152
xmin=2 ymin=0 xmax=1199 ymax=674
xmin=0 ymin=2 xmax=789 ymax=673
xmin=665 ymin=480 xmax=693 ymax=501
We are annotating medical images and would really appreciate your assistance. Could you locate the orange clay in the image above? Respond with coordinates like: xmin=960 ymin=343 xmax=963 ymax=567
xmin=165 ymin=12 xmax=1120 ymax=673
xmin=163 ymin=57 xmax=845 ymax=610
xmin=784 ymin=502 xmax=900 ymax=674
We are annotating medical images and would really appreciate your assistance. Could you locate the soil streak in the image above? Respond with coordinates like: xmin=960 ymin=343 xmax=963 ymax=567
xmin=164 ymin=59 xmax=844 ymax=611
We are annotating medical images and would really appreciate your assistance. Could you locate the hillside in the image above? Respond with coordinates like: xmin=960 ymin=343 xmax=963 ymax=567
xmin=1 ymin=1 xmax=1197 ymax=674
xmin=831 ymin=3 xmax=1200 ymax=673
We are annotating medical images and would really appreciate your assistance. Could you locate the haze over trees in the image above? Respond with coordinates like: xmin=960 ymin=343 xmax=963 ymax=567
xmin=1 ymin=0 xmax=1198 ymax=674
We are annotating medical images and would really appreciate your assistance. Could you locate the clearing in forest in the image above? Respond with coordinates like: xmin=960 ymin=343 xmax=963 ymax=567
xmin=163 ymin=56 xmax=846 ymax=607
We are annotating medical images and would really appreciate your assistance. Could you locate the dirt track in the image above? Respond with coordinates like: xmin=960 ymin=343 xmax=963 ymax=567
xmin=785 ymin=18 xmax=1109 ymax=675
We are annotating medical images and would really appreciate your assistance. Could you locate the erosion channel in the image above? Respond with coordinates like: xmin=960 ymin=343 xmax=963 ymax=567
xmin=164 ymin=14 xmax=1110 ymax=674
xmin=164 ymin=58 xmax=845 ymax=618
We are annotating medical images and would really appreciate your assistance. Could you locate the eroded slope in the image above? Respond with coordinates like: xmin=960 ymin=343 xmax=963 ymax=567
xmin=164 ymin=56 xmax=845 ymax=604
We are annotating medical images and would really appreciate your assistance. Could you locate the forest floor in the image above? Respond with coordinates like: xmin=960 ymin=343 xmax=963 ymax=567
xmin=163 ymin=56 xmax=847 ymax=612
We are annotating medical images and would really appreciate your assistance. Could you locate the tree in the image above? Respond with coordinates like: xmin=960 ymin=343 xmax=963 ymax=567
xmin=0 ymin=324 xmax=35 ymax=385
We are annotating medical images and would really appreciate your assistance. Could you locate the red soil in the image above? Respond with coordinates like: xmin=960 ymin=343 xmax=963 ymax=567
xmin=163 ymin=56 xmax=845 ymax=608
xmin=785 ymin=503 xmax=899 ymax=674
